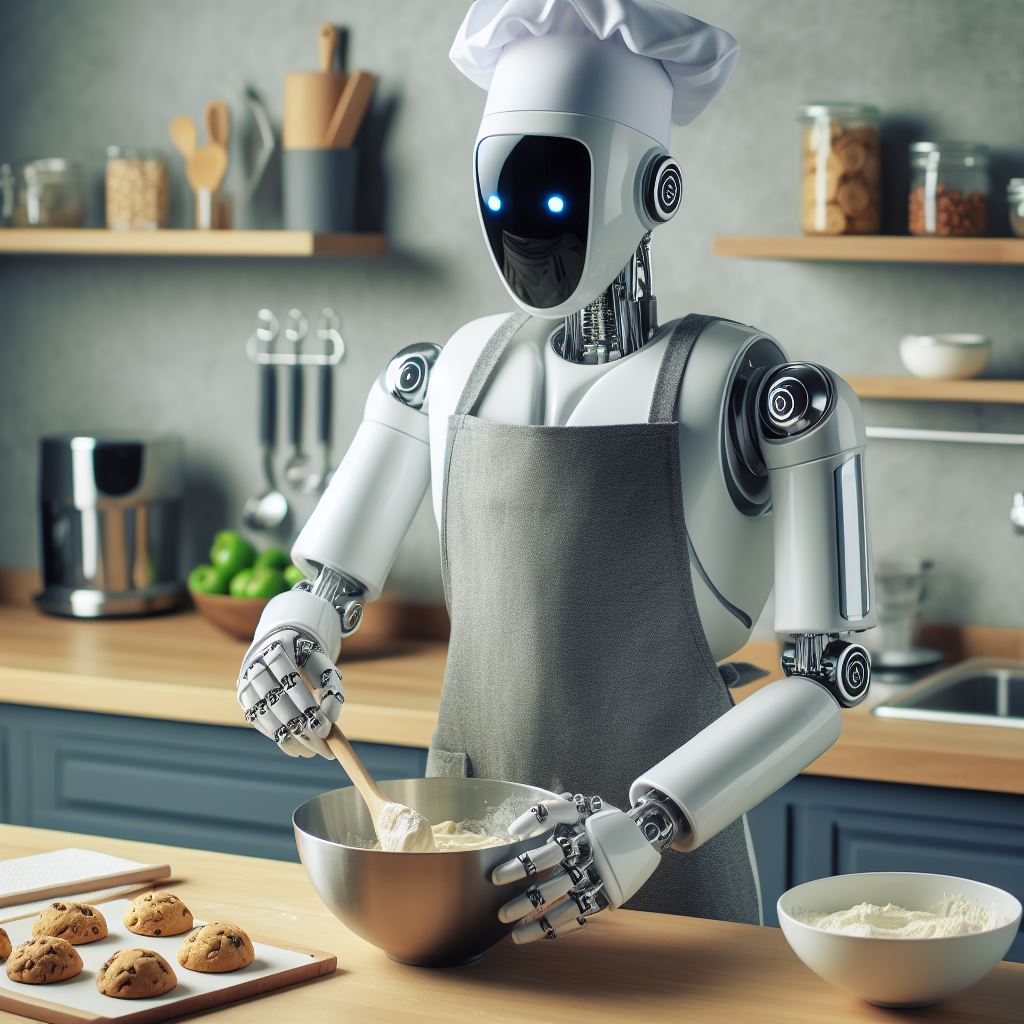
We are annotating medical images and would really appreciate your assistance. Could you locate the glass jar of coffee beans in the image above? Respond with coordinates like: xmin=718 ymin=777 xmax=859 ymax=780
xmin=105 ymin=147 xmax=169 ymax=230
xmin=799 ymin=103 xmax=882 ymax=235
xmin=909 ymin=142 xmax=989 ymax=237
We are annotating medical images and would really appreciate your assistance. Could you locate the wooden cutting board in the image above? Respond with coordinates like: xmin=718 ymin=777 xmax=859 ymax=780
xmin=0 ymin=898 xmax=336 ymax=1024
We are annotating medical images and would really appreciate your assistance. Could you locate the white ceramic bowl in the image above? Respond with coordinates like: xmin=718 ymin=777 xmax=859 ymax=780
xmin=899 ymin=333 xmax=991 ymax=379
xmin=778 ymin=872 xmax=1021 ymax=1007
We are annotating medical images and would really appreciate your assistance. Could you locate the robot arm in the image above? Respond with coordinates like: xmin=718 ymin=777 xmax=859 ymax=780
xmin=493 ymin=362 xmax=875 ymax=940
xmin=235 ymin=344 xmax=440 ymax=758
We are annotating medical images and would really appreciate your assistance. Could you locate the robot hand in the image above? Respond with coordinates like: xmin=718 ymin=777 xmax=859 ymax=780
xmin=491 ymin=793 xmax=661 ymax=944
xmin=235 ymin=589 xmax=345 ymax=759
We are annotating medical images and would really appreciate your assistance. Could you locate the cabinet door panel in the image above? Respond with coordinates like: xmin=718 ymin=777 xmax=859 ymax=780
xmin=6 ymin=704 xmax=426 ymax=861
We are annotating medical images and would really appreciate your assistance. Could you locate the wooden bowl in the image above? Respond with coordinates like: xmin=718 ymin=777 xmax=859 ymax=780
xmin=190 ymin=590 xmax=269 ymax=641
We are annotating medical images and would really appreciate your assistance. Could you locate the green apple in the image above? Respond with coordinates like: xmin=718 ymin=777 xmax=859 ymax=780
xmin=230 ymin=566 xmax=289 ymax=600
xmin=209 ymin=530 xmax=257 ymax=579
xmin=254 ymin=547 xmax=291 ymax=571
xmin=188 ymin=563 xmax=231 ymax=595
xmin=283 ymin=564 xmax=305 ymax=587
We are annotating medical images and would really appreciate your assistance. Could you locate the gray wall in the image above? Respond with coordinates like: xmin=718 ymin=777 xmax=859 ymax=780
xmin=1 ymin=0 xmax=1023 ymax=630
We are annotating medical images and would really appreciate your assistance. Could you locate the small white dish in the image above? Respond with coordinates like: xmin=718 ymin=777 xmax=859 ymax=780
xmin=777 ymin=872 xmax=1021 ymax=1007
xmin=899 ymin=333 xmax=991 ymax=379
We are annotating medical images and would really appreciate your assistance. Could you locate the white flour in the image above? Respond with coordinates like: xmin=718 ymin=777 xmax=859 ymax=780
xmin=792 ymin=894 xmax=1006 ymax=938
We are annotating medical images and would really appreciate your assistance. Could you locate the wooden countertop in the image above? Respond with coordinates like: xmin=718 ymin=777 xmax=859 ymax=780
xmin=1 ymin=824 xmax=1020 ymax=1023
xmin=1 ymin=606 xmax=1022 ymax=794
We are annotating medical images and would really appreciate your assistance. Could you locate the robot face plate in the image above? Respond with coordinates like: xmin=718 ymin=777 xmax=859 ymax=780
xmin=475 ymin=135 xmax=591 ymax=310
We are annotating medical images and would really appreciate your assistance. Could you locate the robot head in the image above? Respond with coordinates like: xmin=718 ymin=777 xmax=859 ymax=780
xmin=452 ymin=0 xmax=739 ymax=319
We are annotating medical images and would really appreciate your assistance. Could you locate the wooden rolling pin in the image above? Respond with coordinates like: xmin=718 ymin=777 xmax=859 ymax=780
xmin=284 ymin=22 xmax=345 ymax=150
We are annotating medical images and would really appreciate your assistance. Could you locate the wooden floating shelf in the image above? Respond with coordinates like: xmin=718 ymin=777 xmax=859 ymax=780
xmin=0 ymin=228 xmax=387 ymax=258
xmin=714 ymin=235 xmax=1024 ymax=265
xmin=848 ymin=376 xmax=1024 ymax=404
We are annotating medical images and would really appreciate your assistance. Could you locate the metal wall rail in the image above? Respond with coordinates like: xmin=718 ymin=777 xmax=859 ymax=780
xmin=867 ymin=426 xmax=1024 ymax=447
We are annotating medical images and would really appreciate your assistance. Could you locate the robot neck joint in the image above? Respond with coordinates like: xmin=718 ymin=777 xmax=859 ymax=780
xmin=555 ymin=234 xmax=658 ymax=364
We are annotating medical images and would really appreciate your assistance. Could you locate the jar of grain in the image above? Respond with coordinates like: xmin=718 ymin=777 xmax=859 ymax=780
xmin=799 ymin=103 xmax=881 ymax=235
xmin=908 ymin=142 xmax=989 ymax=237
xmin=105 ymin=147 xmax=169 ymax=230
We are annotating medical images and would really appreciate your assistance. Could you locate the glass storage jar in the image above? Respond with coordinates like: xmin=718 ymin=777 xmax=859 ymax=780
xmin=1008 ymin=178 xmax=1024 ymax=238
xmin=105 ymin=146 xmax=169 ymax=229
xmin=908 ymin=142 xmax=989 ymax=237
xmin=13 ymin=159 xmax=85 ymax=227
xmin=799 ymin=102 xmax=881 ymax=235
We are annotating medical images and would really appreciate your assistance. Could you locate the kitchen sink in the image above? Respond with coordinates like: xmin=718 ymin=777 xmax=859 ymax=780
xmin=873 ymin=658 xmax=1024 ymax=729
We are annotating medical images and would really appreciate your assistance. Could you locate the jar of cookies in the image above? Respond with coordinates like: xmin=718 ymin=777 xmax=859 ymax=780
xmin=799 ymin=103 xmax=881 ymax=235
xmin=909 ymin=142 xmax=989 ymax=237
xmin=105 ymin=147 xmax=169 ymax=230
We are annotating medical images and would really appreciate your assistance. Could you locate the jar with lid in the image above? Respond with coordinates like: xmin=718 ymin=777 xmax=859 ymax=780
xmin=1007 ymin=178 xmax=1024 ymax=238
xmin=908 ymin=142 xmax=989 ymax=237
xmin=105 ymin=146 xmax=169 ymax=229
xmin=13 ymin=159 xmax=85 ymax=227
xmin=798 ymin=102 xmax=881 ymax=235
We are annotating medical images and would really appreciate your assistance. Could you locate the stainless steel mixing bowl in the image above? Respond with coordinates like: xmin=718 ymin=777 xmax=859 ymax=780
xmin=293 ymin=777 xmax=556 ymax=967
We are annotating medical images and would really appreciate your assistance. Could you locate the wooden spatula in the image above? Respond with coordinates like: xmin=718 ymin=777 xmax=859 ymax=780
xmin=323 ymin=69 xmax=377 ymax=149
xmin=187 ymin=143 xmax=228 ymax=194
xmin=321 ymin=722 xmax=436 ymax=852
xmin=204 ymin=100 xmax=230 ymax=149
xmin=169 ymin=115 xmax=197 ymax=160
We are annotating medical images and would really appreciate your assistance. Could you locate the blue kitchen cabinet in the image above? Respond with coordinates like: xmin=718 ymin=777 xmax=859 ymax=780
xmin=0 ymin=703 xmax=426 ymax=862
xmin=747 ymin=775 xmax=1024 ymax=962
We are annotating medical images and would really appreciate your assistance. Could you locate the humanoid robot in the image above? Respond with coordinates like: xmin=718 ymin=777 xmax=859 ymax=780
xmin=237 ymin=0 xmax=875 ymax=943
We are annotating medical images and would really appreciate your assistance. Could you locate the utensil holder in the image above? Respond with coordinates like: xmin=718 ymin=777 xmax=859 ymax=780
xmin=283 ymin=149 xmax=357 ymax=232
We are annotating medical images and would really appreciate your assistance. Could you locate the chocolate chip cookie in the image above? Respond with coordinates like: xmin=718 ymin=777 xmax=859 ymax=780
xmin=6 ymin=937 xmax=83 ymax=984
xmin=32 ymin=901 xmax=108 ymax=945
xmin=97 ymin=948 xmax=177 ymax=999
xmin=177 ymin=922 xmax=254 ymax=973
xmin=124 ymin=891 xmax=194 ymax=937
xmin=0 ymin=927 xmax=11 ymax=962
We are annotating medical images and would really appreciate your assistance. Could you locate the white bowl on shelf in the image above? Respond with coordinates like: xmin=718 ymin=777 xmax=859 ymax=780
xmin=778 ymin=872 xmax=1021 ymax=1007
xmin=899 ymin=333 xmax=991 ymax=379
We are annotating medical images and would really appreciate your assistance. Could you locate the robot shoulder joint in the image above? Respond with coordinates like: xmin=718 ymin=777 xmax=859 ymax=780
xmin=382 ymin=342 xmax=443 ymax=411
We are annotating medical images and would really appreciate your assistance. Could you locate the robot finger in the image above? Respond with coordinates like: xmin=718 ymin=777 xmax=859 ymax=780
xmin=510 ymin=897 xmax=587 ymax=944
xmin=508 ymin=798 xmax=580 ymax=839
xmin=239 ymin=667 xmax=285 ymax=742
xmin=299 ymin=649 xmax=345 ymax=729
xmin=491 ymin=837 xmax=566 ymax=885
xmin=497 ymin=867 xmax=578 ymax=923
xmin=253 ymin=650 xmax=333 ymax=758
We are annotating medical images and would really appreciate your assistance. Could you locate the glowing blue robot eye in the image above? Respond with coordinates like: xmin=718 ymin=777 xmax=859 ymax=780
xmin=546 ymin=194 xmax=566 ymax=214
xmin=486 ymin=194 xmax=502 ymax=212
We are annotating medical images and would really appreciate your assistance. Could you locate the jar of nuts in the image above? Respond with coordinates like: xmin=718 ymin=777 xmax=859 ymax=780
xmin=799 ymin=103 xmax=881 ymax=235
xmin=908 ymin=142 xmax=989 ymax=237
xmin=105 ymin=147 xmax=169 ymax=230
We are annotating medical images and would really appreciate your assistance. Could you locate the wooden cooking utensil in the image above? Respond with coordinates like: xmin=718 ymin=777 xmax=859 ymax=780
xmin=187 ymin=143 xmax=228 ymax=193
xmin=323 ymin=69 xmax=378 ymax=149
xmin=169 ymin=115 xmax=197 ymax=160
xmin=318 ymin=22 xmax=339 ymax=72
xmin=204 ymin=99 xmax=231 ymax=148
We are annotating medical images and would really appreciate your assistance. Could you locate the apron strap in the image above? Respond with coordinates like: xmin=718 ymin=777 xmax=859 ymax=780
xmin=648 ymin=314 xmax=723 ymax=423
xmin=455 ymin=312 xmax=531 ymax=416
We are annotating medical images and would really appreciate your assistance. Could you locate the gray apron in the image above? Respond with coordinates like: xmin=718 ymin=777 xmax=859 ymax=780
xmin=427 ymin=312 xmax=761 ymax=925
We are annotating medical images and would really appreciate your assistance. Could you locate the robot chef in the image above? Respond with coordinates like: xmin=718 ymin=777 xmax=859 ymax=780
xmin=238 ymin=0 xmax=876 ymax=943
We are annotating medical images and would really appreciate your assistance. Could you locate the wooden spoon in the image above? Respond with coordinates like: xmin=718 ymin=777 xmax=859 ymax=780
xmin=204 ymin=100 xmax=230 ymax=149
xmin=321 ymin=724 xmax=437 ymax=852
xmin=169 ymin=115 xmax=197 ymax=160
xmin=186 ymin=142 xmax=228 ymax=194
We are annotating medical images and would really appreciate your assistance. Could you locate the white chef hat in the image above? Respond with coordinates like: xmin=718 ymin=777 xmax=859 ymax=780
xmin=451 ymin=0 xmax=739 ymax=146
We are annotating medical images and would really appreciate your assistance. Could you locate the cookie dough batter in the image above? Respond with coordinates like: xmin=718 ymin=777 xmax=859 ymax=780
xmin=793 ymin=893 xmax=1007 ymax=938
xmin=431 ymin=820 xmax=508 ymax=851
